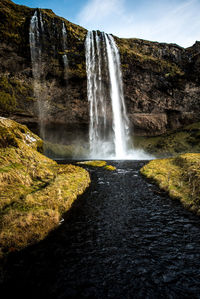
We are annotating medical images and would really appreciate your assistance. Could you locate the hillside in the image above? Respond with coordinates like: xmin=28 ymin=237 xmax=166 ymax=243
xmin=0 ymin=117 xmax=90 ymax=257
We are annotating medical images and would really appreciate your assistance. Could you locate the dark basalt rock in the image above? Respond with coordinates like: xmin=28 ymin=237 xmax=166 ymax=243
xmin=0 ymin=0 xmax=200 ymax=137
xmin=115 ymin=37 xmax=200 ymax=135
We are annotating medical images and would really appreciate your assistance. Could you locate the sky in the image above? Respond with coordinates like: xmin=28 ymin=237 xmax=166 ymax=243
xmin=13 ymin=0 xmax=200 ymax=48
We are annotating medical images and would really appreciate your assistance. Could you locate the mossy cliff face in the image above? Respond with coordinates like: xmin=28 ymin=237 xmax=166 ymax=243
xmin=115 ymin=37 xmax=200 ymax=136
xmin=0 ymin=0 xmax=200 ymax=138
xmin=134 ymin=122 xmax=200 ymax=157
xmin=141 ymin=154 xmax=200 ymax=214
xmin=0 ymin=0 xmax=88 ymax=132
xmin=0 ymin=117 xmax=90 ymax=258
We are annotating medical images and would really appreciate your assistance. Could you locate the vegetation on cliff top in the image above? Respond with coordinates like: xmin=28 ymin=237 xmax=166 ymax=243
xmin=40 ymin=7 xmax=87 ymax=79
xmin=0 ymin=0 xmax=88 ymax=117
xmin=0 ymin=0 xmax=32 ymax=48
xmin=0 ymin=0 xmax=87 ymax=80
xmin=141 ymin=153 xmax=200 ymax=214
xmin=0 ymin=118 xmax=90 ymax=258
xmin=114 ymin=36 xmax=185 ymax=77
xmin=0 ymin=0 xmax=86 ymax=48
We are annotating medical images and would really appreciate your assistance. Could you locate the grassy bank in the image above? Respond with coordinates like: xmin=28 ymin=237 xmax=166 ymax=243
xmin=77 ymin=160 xmax=116 ymax=171
xmin=0 ymin=118 xmax=90 ymax=258
xmin=141 ymin=153 xmax=200 ymax=214
xmin=134 ymin=122 xmax=200 ymax=157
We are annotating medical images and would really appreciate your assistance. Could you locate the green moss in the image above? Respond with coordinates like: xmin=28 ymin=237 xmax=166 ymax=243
xmin=185 ymin=122 xmax=200 ymax=130
xmin=78 ymin=160 xmax=107 ymax=167
xmin=0 ymin=0 xmax=87 ymax=83
xmin=77 ymin=160 xmax=116 ymax=170
xmin=0 ymin=76 xmax=11 ymax=93
xmin=0 ymin=75 xmax=35 ymax=113
xmin=0 ymin=0 xmax=33 ymax=48
xmin=0 ymin=118 xmax=90 ymax=258
xmin=10 ymin=78 xmax=33 ymax=95
xmin=67 ymin=67 xmax=86 ymax=79
xmin=141 ymin=153 xmax=200 ymax=214
xmin=40 ymin=6 xmax=86 ymax=79
xmin=133 ymin=122 xmax=200 ymax=157
xmin=104 ymin=165 xmax=116 ymax=171
xmin=114 ymin=36 xmax=184 ymax=77
xmin=0 ymin=91 xmax=16 ymax=112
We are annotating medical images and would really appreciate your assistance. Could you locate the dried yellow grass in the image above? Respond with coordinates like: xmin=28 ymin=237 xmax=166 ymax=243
xmin=141 ymin=153 xmax=200 ymax=214
xmin=0 ymin=118 xmax=90 ymax=258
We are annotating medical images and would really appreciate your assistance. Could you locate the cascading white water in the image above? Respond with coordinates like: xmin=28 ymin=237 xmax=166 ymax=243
xmin=104 ymin=34 xmax=130 ymax=158
xmin=29 ymin=10 xmax=42 ymax=80
xmin=29 ymin=10 xmax=46 ymax=138
xmin=85 ymin=30 xmax=131 ymax=159
xmin=62 ymin=21 xmax=68 ymax=75
xmin=39 ymin=11 xmax=44 ymax=33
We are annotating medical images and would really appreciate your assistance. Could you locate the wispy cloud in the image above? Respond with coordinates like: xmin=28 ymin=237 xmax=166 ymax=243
xmin=77 ymin=0 xmax=125 ymax=24
xmin=76 ymin=0 xmax=200 ymax=47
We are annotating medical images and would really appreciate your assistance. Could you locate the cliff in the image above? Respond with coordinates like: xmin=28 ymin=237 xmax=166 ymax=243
xmin=0 ymin=0 xmax=88 ymax=137
xmin=116 ymin=38 xmax=200 ymax=135
xmin=0 ymin=0 xmax=200 ymax=138
xmin=0 ymin=117 xmax=90 ymax=257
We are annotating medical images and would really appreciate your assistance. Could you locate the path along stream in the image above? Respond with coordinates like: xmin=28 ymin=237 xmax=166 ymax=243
xmin=1 ymin=161 xmax=200 ymax=298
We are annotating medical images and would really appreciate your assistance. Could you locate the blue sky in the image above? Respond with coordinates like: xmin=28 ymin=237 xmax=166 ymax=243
xmin=13 ymin=0 xmax=200 ymax=48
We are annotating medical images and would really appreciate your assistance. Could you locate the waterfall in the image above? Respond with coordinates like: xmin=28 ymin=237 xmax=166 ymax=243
xmin=85 ymin=31 xmax=130 ymax=159
xmin=29 ymin=10 xmax=46 ymax=138
xmin=104 ymin=34 xmax=130 ymax=158
xmin=62 ymin=21 xmax=68 ymax=78
xmin=29 ymin=10 xmax=42 ymax=80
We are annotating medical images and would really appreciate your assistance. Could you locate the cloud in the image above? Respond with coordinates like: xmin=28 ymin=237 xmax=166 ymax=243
xmin=77 ymin=0 xmax=125 ymax=24
xmin=76 ymin=0 xmax=200 ymax=47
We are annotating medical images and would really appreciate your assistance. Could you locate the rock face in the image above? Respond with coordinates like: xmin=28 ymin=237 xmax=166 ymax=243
xmin=116 ymin=37 xmax=200 ymax=135
xmin=0 ymin=0 xmax=200 ymax=137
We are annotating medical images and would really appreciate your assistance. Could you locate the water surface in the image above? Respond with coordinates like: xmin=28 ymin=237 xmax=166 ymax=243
xmin=1 ymin=161 xmax=200 ymax=298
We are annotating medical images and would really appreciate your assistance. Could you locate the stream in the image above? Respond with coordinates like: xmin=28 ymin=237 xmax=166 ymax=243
xmin=1 ymin=160 xmax=200 ymax=298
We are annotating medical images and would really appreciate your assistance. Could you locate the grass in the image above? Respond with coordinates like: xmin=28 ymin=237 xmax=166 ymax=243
xmin=0 ymin=118 xmax=90 ymax=258
xmin=104 ymin=165 xmax=116 ymax=171
xmin=133 ymin=122 xmax=200 ymax=157
xmin=140 ymin=153 xmax=200 ymax=214
xmin=114 ymin=36 xmax=184 ymax=77
xmin=0 ymin=75 xmax=35 ymax=114
xmin=77 ymin=160 xmax=116 ymax=171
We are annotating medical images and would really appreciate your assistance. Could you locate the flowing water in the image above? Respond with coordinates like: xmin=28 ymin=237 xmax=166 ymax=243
xmin=29 ymin=12 xmax=69 ymax=140
xmin=62 ymin=21 xmax=68 ymax=79
xmin=29 ymin=10 xmax=46 ymax=138
xmin=85 ymin=31 xmax=131 ymax=159
xmin=2 ymin=161 xmax=200 ymax=298
xmin=29 ymin=10 xmax=43 ymax=81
